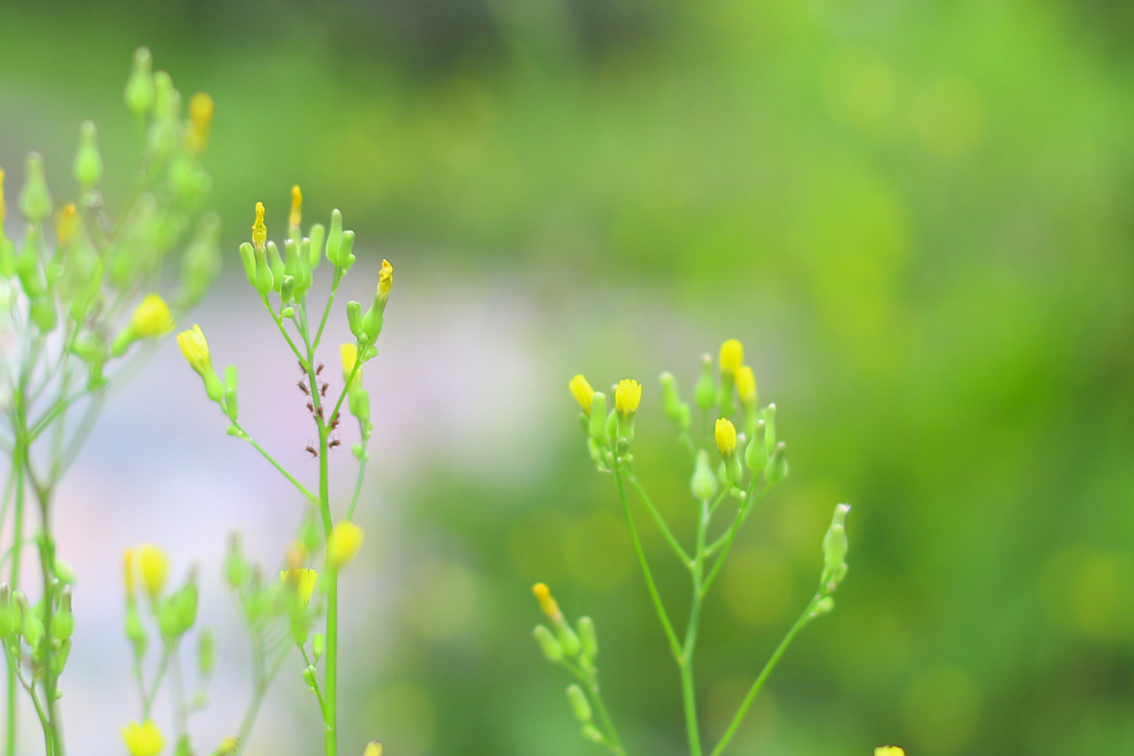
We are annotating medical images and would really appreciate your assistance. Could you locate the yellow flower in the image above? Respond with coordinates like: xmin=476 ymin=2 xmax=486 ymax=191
xmin=280 ymin=568 xmax=318 ymax=604
xmin=378 ymin=258 xmax=393 ymax=299
xmin=289 ymin=185 xmax=302 ymax=228
xmin=341 ymin=342 xmax=359 ymax=386
xmin=57 ymin=203 xmax=77 ymax=246
xmin=327 ymin=521 xmax=364 ymax=569
xmin=216 ymin=736 xmax=239 ymax=755
xmin=569 ymin=374 xmax=594 ymax=415
xmin=736 ymin=366 xmax=756 ymax=403
xmin=185 ymin=92 xmax=214 ymax=154
xmin=131 ymin=294 xmax=175 ymax=338
xmin=137 ymin=544 xmax=170 ymax=598
xmin=614 ymin=379 xmax=642 ymax=417
xmin=715 ymin=417 xmax=737 ymax=456
xmin=874 ymin=748 xmax=905 ymax=756
xmin=719 ymin=339 xmax=743 ymax=375
xmin=252 ymin=201 xmax=266 ymax=251
xmin=122 ymin=719 xmax=165 ymax=756
xmin=363 ymin=742 xmax=383 ymax=756
xmin=532 ymin=582 xmax=560 ymax=619
xmin=177 ymin=325 xmax=211 ymax=374
xmin=123 ymin=548 xmax=137 ymax=600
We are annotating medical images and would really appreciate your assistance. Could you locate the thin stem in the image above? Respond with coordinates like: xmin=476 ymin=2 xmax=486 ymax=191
xmin=299 ymin=647 xmax=327 ymax=718
xmin=142 ymin=645 xmax=173 ymax=720
xmin=709 ymin=596 xmax=820 ymax=756
xmin=702 ymin=485 xmax=767 ymax=594
xmin=312 ymin=269 xmax=343 ymax=353
xmin=232 ymin=424 xmax=317 ymax=503
xmin=345 ymin=449 xmax=366 ymax=523
xmin=261 ymin=295 xmax=307 ymax=366
xmin=626 ymin=472 xmax=691 ymax=566
xmin=611 ymin=459 xmax=682 ymax=661
xmin=679 ymin=496 xmax=711 ymax=756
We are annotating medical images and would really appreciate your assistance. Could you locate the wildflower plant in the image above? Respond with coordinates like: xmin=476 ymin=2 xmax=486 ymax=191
xmin=534 ymin=340 xmax=852 ymax=755
xmin=0 ymin=48 xmax=219 ymax=756
xmin=174 ymin=189 xmax=391 ymax=756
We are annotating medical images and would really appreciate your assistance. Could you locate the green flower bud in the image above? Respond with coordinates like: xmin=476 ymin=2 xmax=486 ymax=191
xmin=589 ymin=392 xmax=607 ymax=443
xmin=810 ymin=596 xmax=835 ymax=620
xmin=533 ymin=624 xmax=563 ymax=662
xmin=346 ymin=300 xmax=364 ymax=341
xmin=290 ymin=607 xmax=309 ymax=646
xmin=339 ymin=229 xmax=356 ymax=270
xmin=29 ymin=290 xmax=58 ymax=333
xmin=581 ymin=725 xmax=604 ymax=743
xmin=73 ymin=121 xmax=103 ymax=188
xmin=763 ymin=403 xmax=777 ymax=456
xmin=745 ymin=420 xmax=767 ymax=473
xmin=303 ymin=665 xmax=317 ymax=690
xmin=659 ymin=371 xmax=691 ymax=432
xmin=308 ymin=223 xmax=325 ymax=269
xmin=124 ymin=47 xmax=155 ymax=115
xmin=280 ymin=274 xmax=295 ymax=304
xmin=556 ymin=618 xmax=580 ymax=657
xmin=225 ymin=534 xmax=249 ymax=589
xmin=18 ymin=153 xmax=53 ymax=223
xmin=53 ymin=638 xmax=71 ymax=676
xmin=326 ymin=209 xmax=342 ymax=266
xmin=694 ymin=354 xmax=716 ymax=412
xmin=285 ymin=238 xmax=310 ymax=297
xmin=577 ymin=616 xmax=598 ymax=659
xmin=764 ymin=441 xmax=788 ymax=486
xmin=312 ymin=632 xmax=325 ymax=661
xmin=238 ymin=242 xmax=256 ymax=286
xmin=125 ymin=599 xmax=147 ymax=658
xmin=267 ymin=241 xmax=285 ymax=291
xmin=348 ymin=387 xmax=370 ymax=425
xmin=22 ymin=603 xmax=44 ymax=649
xmin=15 ymin=227 xmax=45 ymax=299
xmin=566 ymin=685 xmax=592 ymax=723
xmin=51 ymin=586 xmax=74 ymax=640
xmin=198 ymin=627 xmax=215 ymax=676
xmin=0 ymin=586 xmax=14 ymax=639
xmin=253 ymin=247 xmax=274 ymax=295
xmin=691 ymin=450 xmax=719 ymax=501
xmin=822 ymin=504 xmax=851 ymax=574
xmin=223 ymin=366 xmax=239 ymax=422
xmin=178 ymin=212 xmax=222 ymax=308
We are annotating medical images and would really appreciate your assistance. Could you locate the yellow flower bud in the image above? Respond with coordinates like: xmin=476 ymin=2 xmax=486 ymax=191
xmin=217 ymin=736 xmax=239 ymax=755
xmin=363 ymin=742 xmax=383 ymax=756
xmin=252 ymin=201 xmax=267 ymax=252
xmin=121 ymin=719 xmax=165 ymax=756
xmin=874 ymin=748 xmax=905 ymax=756
xmin=130 ymin=294 xmax=175 ymax=339
xmin=186 ymin=92 xmax=214 ymax=154
xmin=532 ymin=582 xmax=560 ymax=619
xmin=280 ymin=568 xmax=318 ymax=604
xmin=177 ymin=324 xmax=211 ymax=374
xmin=123 ymin=548 xmax=137 ymax=600
xmin=715 ymin=417 xmax=737 ymax=457
xmin=57 ymin=203 xmax=77 ymax=246
xmin=137 ymin=544 xmax=170 ymax=598
xmin=341 ymin=343 xmax=359 ymax=384
xmin=569 ymin=374 xmax=594 ymax=415
xmin=736 ymin=366 xmax=756 ymax=403
xmin=289 ymin=185 xmax=302 ymax=228
xmin=614 ymin=379 xmax=642 ymax=417
xmin=719 ymin=339 xmax=743 ymax=375
xmin=327 ymin=521 xmax=364 ymax=570
xmin=378 ymin=258 xmax=393 ymax=299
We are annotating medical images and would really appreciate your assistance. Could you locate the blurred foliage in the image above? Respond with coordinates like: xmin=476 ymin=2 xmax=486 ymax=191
xmin=4 ymin=0 xmax=1134 ymax=754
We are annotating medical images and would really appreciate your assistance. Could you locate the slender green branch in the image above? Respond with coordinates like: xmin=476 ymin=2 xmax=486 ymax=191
xmin=611 ymin=459 xmax=682 ymax=661
xmin=232 ymin=424 xmax=316 ymax=502
xmin=312 ymin=269 xmax=343 ymax=352
xmin=625 ymin=471 xmax=691 ymax=566
xmin=709 ymin=596 xmax=819 ymax=756
xmin=345 ymin=447 xmax=367 ymax=523
xmin=260 ymin=295 xmax=306 ymax=366
xmin=702 ymin=485 xmax=767 ymax=594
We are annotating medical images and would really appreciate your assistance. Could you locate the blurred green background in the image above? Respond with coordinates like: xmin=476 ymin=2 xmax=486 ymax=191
xmin=4 ymin=0 xmax=1134 ymax=754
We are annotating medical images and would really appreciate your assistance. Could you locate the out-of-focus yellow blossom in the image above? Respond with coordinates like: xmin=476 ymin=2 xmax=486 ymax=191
xmin=327 ymin=521 xmax=364 ymax=569
xmin=280 ymin=568 xmax=318 ymax=604
xmin=719 ymin=339 xmax=743 ymax=374
xmin=137 ymin=544 xmax=170 ymax=598
xmin=874 ymin=748 xmax=904 ymax=756
xmin=185 ymin=92 xmax=213 ymax=154
xmin=289 ymin=185 xmax=302 ymax=228
xmin=121 ymin=719 xmax=165 ymax=756
xmin=736 ymin=366 xmax=756 ymax=402
xmin=57 ymin=204 xmax=77 ymax=245
xmin=363 ymin=742 xmax=383 ymax=756
xmin=123 ymin=548 xmax=137 ymax=600
xmin=131 ymin=294 xmax=175 ymax=338
xmin=569 ymin=374 xmax=595 ymax=415
xmin=532 ymin=582 xmax=560 ymax=619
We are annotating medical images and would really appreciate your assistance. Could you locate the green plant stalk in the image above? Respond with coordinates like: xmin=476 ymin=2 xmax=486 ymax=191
xmin=709 ymin=595 xmax=819 ymax=756
xmin=678 ymin=495 xmax=711 ymax=756
xmin=5 ymin=433 xmax=25 ymax=756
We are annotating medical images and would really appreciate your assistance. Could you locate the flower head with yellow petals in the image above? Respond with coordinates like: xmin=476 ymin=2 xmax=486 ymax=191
xmin=614 ymin=379 xmax=642 ymax=417
xmin=328 ymin=521 xmax=364 ymax=570
xmin=715 ymin=417 xmax=737 ymax=457
xmin=532 ymin=582 xmax=561 ymax=620
xmin=131 ymin=294 xmax=175 ymax=339
xmin=177 ymin=325 xmax=211 ymax=374
xmin=378 ymin=258 xmax=393 ymax=300
xmin=281 ymin=568 xmax=318 ymax=604
xmin=569 ymin=374 xmax=594 ymax=415
xmin=252 ymin=202 xmax=266 ymax=252
xmin=874 ymin=748 xmax=904 ymax=756
xmin=719 ymin=339 xmax=743 ymax=375
xmin=137 ymin=544 xmax=170 ymax=598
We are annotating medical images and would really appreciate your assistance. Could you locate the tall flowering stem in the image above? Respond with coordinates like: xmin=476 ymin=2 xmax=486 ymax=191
xmin=179 ymin=192 xmax=388 ymax=755
xmin=534 ymin=343 xmax=852 ymax=755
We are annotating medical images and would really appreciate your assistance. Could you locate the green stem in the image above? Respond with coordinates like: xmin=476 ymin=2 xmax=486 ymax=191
xmin=702 ymin=485 xmax=766 ymax=593
xmin=233 ymin=424 xmax=316 ymax=503
xmin=311 ymin=270 xmax=343 ymax=353
xmin=345 ymin=447 xmax=366 ymax=523
xmin=709 ymin=596 xmax=819 ymax=756
xmin=626 ymin=472 xmax=691 ymax=566
xmin=679 ymin=497 xmax=711 ymax=756
xmin=611 ymin=460 xmax=682 ymax=660
xmin=6 ymin=415 xmax=27 ymax=756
